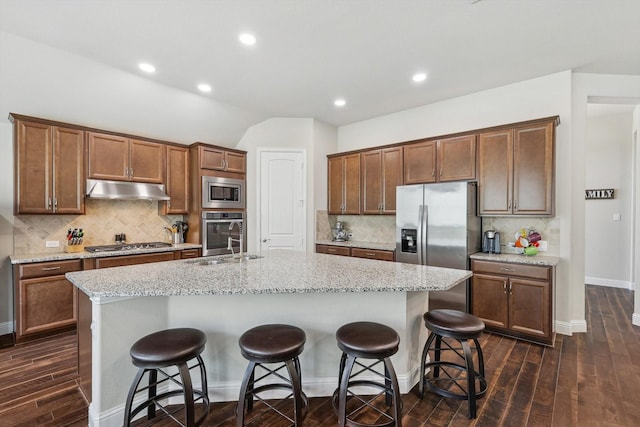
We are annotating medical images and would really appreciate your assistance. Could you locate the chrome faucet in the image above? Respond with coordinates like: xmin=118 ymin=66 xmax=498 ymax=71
xmin=227 ymin=220 xmax=243 ymax=257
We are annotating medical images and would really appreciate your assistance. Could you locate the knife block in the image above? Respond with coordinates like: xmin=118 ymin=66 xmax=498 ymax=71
xmin=65 ymin=244 xmax=85 ymax=253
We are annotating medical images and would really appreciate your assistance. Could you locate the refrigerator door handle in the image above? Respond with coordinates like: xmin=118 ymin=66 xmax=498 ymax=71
xmin=418 ymin=204 xmax=428 ymax=265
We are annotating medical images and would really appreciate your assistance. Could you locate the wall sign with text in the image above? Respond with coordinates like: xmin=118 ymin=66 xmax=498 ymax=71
xmin=585 ymin=189 xmax=614 ymax=200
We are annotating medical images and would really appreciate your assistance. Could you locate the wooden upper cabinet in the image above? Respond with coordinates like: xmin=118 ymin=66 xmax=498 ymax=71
xmin=200 ymin=146 xmax=246 ymax=174
xmin=404 ymin=140 xmax=436 ymax=184
xmin=438 ymin=134 xmax=476 ymax=182
xmin=87 ymin=132 xmax=165 ymax=183
xmin=403 ymin=135 xmax=475 ymax=184
xmin=478 ymin=129 xmax=513 ymax=215
xmin=512 ymin=123 xmax=554 ymax=215
xmin=328 ymin=153 xmax=360 ymax=215
xmin=161 ymin=145 xmax=189 ymax=214
xmin=361 ymin=147 xmax=402 ymax=214
xmin=478 ymin=119 xmax=555 ymax=216
xmin=14 ymin=119 xmax=85 ymax=214
xmin=129 ymin=139 xmax=165 ymax=183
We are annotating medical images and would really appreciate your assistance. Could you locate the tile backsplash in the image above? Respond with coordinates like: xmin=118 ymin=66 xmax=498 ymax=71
xmin=316 ymin=210 xmax=395 ymax=243
xmin=481 ymin=216 xmax=560 ymax=255
xmin=13 ymin=199 xmax=183 ymax=254
xmin=316 ymin=210 xmax=560 ymax=255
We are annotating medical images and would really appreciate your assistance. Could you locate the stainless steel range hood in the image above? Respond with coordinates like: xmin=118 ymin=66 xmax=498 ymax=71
xmin=86 ymin=179 xmax=170 ymax=201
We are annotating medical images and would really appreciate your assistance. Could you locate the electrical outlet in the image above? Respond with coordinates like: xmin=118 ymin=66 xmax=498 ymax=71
xmin=537 ymin=240 xmax=548 ymax=251
xmin=45 ymin=240 xmax=60 ymax=248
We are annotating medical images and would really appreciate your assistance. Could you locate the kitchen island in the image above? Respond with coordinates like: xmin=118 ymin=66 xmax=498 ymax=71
xmin=66 ymin=249 xmax=472 ymax=427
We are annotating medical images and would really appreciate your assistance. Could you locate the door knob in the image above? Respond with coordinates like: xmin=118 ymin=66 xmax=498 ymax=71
xmin=262 ymin=239 xmax=270 ymax=243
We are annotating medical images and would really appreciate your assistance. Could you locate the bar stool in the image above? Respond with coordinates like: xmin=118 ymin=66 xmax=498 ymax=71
xmin=333 ymin=321 xmax=402 ymax=427
xmin=237 ymin=324 xmax=308 ymax=427
xmin=123 ymin=328 xmax=209 ymax=427
xmin=419 ymin=309 xmax=487 ymax=419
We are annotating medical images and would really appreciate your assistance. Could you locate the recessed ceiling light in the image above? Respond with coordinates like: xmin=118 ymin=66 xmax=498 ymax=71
xmin=334 ymin=98 xmax=346 ymax=107
xmin=239 ymin=33 xmax=257 ymax=46
xmin=197 ymin=83 xmax=212 ymax=93
xmin=138 ymin=62 xmax=156 ymax=73
xmin=412 ymin=72 xmax=428 ymax=83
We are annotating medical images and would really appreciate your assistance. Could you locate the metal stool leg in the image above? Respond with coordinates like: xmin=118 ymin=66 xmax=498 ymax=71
xmin=236 ymin=361 xmax=256 ymax=427
xmin=337 ymin=354 xmax=357 ymax=427
xmin=382 ymin=357 xmax=402 ymax=427
xmin=419 ymin=332 xmax=436 ymax=398
xmin=177 ymin=361 xmax=195 ymax=426
xmin=461 ymin=339 xmax=477 ymax=419
xmin=124 ymin=368 xmax=147 ymax=427
xmin=286 ymin=357 xmax=304 ymax=426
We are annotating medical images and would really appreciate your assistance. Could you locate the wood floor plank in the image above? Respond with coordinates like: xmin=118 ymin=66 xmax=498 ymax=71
xmin=0 ymin=285 xmax=638 ymax=426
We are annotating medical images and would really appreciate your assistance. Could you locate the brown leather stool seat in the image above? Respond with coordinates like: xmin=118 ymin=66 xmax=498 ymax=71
xmin=124 ymin=328 xmax=210 ymax=427
xmin=334 ymin=321 xmax=402 ymax=427
xmin=237 ymin=324 xmax=308 ymax=427
xmin=419 ymin=309 xmax=487 ymax=419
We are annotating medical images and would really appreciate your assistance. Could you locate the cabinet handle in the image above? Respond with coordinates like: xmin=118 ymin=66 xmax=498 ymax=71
xmin=432 ymin=169 xmax=435 ymax=178
xmin=47 ymin=198 xmax=52 ymax=210
xmin=53 ymin=198 xmax=58 ymax=211
xmin=509 ymin=282 xmax=513 ymax=295
xmin=440 ymin=167 xmax=443 ymax=177
xmin=328 ymin=248 xmax=337 ymax=252
xmin=503 ymin=282 xmax=507 ymax=294
xmin=507 ymin=200 xmax=511 ymax=210
xmin=513 ymin=201 xmax=517 ymax=210
xmin=500 ymin=267 xmax=516 ymax=272
xmin=41 ymin=266 xmax=61 ymax=271
xmin=366 ymin=252 xmax=375 ymax=256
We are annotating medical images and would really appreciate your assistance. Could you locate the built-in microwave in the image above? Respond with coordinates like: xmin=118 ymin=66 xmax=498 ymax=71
xmin=202 ymin=176 xmax=244 ymax=209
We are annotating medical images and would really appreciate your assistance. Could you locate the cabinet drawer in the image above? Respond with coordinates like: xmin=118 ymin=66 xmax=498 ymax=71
xmin=180 ymin=249 xmax=201 ymax=259
xmin=471 ymin=260 xmax=550 ymax=281
xmin=18 ymin=259 xmax=82 ymax=279
xmin=316 ymin=244 xmax=351 ymax=256
xmin=95 ymin=252 xmax=176 ymax=268
xmin=351 ymin=248 xmax=395 ymax=261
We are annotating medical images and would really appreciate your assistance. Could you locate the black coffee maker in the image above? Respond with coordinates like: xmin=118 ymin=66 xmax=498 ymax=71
xmin=482 ymin=230 xmax=501 ymax=253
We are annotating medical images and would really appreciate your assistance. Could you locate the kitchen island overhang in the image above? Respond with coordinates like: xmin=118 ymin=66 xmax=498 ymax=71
xmin=67 ymin=250 xmax=472 ymax=427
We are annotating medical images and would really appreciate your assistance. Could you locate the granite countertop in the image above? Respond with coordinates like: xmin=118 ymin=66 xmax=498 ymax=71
xmin=470 ymin=252 xmax=559 ymax=266
xmin=66 ymin=249 xmax=471 ymax=300
xmin=315 ymin=240 xmax=396 ymax=251
xmin=9 ymin=243 xmax=202 ymax=264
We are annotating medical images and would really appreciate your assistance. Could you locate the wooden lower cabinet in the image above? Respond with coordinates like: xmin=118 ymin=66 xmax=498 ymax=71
xmin=84 ymin=251 xmax=176 ymax=269
xmin=14 ymin=259 xmax=82 ymax=342
xmin=471 ymin=259 xmax=553 ymax=345
xmin=316 ymin=244 xmax=395 ymax=261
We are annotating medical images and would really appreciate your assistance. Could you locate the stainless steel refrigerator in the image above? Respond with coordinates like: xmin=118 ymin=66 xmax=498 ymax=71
xmin=396 ymin=181 xmax=481 ymax=312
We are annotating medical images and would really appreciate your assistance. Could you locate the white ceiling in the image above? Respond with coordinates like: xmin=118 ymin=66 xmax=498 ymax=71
xmin=2 ymin=0 xmax=640 ymax=138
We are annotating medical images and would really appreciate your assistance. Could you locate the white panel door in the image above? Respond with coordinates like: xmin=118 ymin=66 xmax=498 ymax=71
xmin=259 ymin=150 xmax=305 ymax=251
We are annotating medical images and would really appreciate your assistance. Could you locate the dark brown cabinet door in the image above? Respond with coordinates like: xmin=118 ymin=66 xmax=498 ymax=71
xmin=403 ymin=140 xmax=437 ymax=184
xmin=478 ymin=129 xmax=513 ymax=215
xmin=362 ymin=147 xmax=402 ymax=214
xmin=129 ymin=139 xmax=165 ymax=183
xmin=438 ymin=134 xmax=476 ymax=182
xmin=17 ymin=276 xmax=77 ymax=337
xmin=509 ymin=277 xmax=551 ymax=339
xmin=15 ymin=120 xmax=84 ymax=214
xmin=15 ymin=121 xmax=52 ymax=214
xmin=52 ymin=127 xmax=85 ymax=214
xmin=471 ymin=273 xmax=509 ymax=330
xmin=162 ymin=145 xmax=189 ymax=214
xmin=225 ymin=151 xmax=246 ymax=173
xmin=87 ymin=132 xmax=130 ymax=181
xmin=200 ymin=146 xmax=245 ymax=173
xmin=328 ymin=154 xmax=361 ymax=214
xmin=513 ymin=123 xmax=554 ymax=215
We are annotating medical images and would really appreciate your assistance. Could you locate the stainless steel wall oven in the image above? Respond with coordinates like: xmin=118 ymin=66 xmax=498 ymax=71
xmin=201 ymin=211 xmax=245 ymax=256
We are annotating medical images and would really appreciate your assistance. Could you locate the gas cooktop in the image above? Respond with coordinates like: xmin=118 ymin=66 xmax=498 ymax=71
xmin=85 ymin=242 xmax=173 ymax=253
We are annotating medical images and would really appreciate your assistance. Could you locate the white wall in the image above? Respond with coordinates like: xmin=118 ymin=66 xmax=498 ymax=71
xmin=236 ymin=118 xmax=337 ymax=253
xmin=585 ymin=111 xmax=633 ymax=288
xmin=573 ymin=73 xmax=640 ymax=328
xmin=338 ymin=71 xmax=577 ymax=332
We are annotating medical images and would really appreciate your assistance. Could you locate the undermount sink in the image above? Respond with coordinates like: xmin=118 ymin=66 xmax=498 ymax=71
xmin=189 ymin=254 xmax=263 ymax=266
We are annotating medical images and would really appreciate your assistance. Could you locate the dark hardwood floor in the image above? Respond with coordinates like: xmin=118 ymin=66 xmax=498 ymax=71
xmin=1 ymin=285 xmax=638 ymax=426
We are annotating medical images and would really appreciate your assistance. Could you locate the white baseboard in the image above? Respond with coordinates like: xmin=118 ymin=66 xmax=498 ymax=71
xmin=633 ymin=313 xmax=640 ymax=327
xmin=554 ymin=319 xmax=587 ymax=335
xmin=89 ymin=369 xmax=421 ymax=427
xmin=0 ymin=321 xmax=13 ymax=336
xmin=585 ymin=276 xmax=633 ymax=290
